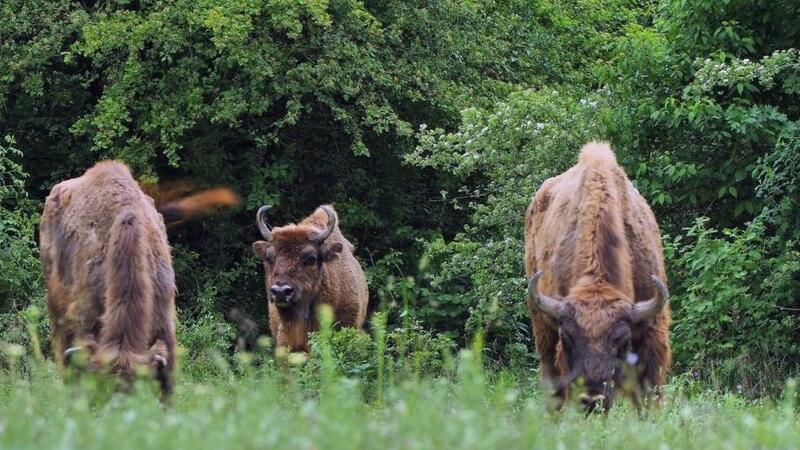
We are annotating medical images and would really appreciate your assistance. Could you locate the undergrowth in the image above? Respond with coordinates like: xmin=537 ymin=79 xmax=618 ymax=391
xmin=1 ymin=307 xmax=798 ymax=450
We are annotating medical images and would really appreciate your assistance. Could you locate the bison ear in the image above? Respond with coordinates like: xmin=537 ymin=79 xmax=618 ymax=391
xmin=322 ymin=242 xmax=343 ymax=262
xmin=252 ymin=241 xmax=272 ymax=260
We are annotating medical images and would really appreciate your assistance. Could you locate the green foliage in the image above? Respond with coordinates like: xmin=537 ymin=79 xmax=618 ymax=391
xmin=301 ymin=318 xmax=457 ymax=396
xmin=176 ymin=284 xmax=237 ymax=380
xmin=667 ymin=218 xmax=799 ymax=394
xmin=384 ymin=322 xmax=457 ymax=378
xmin=2 ymin=0 xmax=576 ymax=342
xmin=0 ymin=136 xmax=47 ymax=355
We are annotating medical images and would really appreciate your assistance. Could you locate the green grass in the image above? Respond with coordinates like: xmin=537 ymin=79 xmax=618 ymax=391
xmin=1 ymin=350 xmax=798 ymax=450
xmin=1 ymin=311 xmax=797 ymax=449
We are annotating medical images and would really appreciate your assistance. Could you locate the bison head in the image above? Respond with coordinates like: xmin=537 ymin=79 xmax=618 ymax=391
xmin=252 ymin=205 xmax=343 ymax=318
xmin=528 ymin=271 xmax=668 ymax=412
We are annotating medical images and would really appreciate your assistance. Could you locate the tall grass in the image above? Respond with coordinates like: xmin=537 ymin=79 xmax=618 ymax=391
xmin=0 ymin=315 xmax=798 ymax=450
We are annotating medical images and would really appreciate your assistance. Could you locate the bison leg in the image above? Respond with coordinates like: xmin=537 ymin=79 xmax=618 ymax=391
xmin=531 ymin=314 xmax=560 ymax=381
xmin=148 ymin=337 xmax=174 ymax=399
xmin=50 ymin=322 xmax=72 ymax=371
xmin=149 ymin=328 xmax=176 ymax=398
xmin=531 ymin=313 xmax=564 ymax=403
xmin=330 ymin=300 xmax=362 ymax=328
xmin=151 ymin=260 xmax=177 ymax=398
xmin=633 ymin=320 xmax=671 ymax=401
xmin=46 ymin=285 xmax=75 ymax=371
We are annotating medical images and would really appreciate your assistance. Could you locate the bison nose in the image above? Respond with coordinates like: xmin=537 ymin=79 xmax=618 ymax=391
xmin=270 ymin=284 xmax=295 ymax=303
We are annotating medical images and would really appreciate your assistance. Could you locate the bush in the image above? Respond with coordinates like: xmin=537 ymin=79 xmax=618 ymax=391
xmin=384 ymin=322 xmax=457 ymax=379
xmin=667 ymin=218 xmax=800 ymax=395
xmin=176 ymin=284 xmax=237 ymax=380
xmin=292 ymin=315 xmax=457 ymax=399
xmin=0 ymin=136 xmax=47 ymax=357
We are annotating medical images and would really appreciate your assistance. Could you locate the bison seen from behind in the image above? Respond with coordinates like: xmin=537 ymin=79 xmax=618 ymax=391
xmin=252 ymin=205 xmax=368 ymax=352
xmin=524 ymin=142 xmax=671 ymax=412
xmin=40 ymin=161 xmax=238 ymax=396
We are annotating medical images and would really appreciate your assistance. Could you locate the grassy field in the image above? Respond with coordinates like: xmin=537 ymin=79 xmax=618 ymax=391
xmin=1 ymin=345 xmax=798 ymax=450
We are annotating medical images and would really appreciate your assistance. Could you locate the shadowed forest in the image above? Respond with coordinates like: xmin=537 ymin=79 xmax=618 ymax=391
xmin=1 ymin=1 xmax=799 ymax=448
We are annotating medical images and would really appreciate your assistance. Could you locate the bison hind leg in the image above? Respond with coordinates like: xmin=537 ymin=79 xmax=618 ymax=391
xmin=148 ymin=339 xmax=173 ymax=399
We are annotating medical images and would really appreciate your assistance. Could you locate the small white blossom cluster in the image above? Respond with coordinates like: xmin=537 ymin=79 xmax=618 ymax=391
xmin=690 ymin=48 xmax=800 ymax=95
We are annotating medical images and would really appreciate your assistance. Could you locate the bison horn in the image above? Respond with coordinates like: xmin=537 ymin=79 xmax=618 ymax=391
xmin=153 ymin=354 xmax=167 ymax=369
xmin=528 ymin=271 xmax=565 ymax=320
xmin=256 ymin=205 xmax=273 ymax=241
xmin=632 ymin=275 xmax=669 ymax=323
xmin=311 ymin=205 xmax=336 ymax=244
xmin=64 ymin=346 xmax=82 ymax=360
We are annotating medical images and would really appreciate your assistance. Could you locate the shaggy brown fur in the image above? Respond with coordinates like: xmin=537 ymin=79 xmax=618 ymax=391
xmin=40 ymin=161 xmax=217 ymax=396
xmin=252 ymin=205 xmax=369 ymax=352
xmin=524 ymin=142 xmax=671 ymax=409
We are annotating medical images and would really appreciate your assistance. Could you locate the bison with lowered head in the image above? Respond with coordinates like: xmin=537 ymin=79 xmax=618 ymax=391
xmin=524 ymin=142 xmax=671 ymax=412
xmin=252 ymin=205 xmax=368 ymax=352
xmin=40 ymin=161 xmax=238 ymax=396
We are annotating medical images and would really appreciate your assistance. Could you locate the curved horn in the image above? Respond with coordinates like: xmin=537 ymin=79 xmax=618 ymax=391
xmin=311 ymin=205 xmax=336 ymax=244
xmin=632 ymin=275 xmax=669 ymax=323
xmin=64 ymin=346 xmax=82 ymax=360
xmin=153 ymin=354 xmax=167 ymax=369
xmin=256 ymin=205 xmax=273 ymax=241
xmin=527 ymin=270 xmax=565 ymax=320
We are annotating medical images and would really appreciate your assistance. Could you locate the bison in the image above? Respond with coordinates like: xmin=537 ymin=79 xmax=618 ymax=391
xmin=40 ymin=160 xmax=238 ymax=396
xmin=252 ymin=205 xmax=368 ymax=352
xmin=524 ymin=142 xmax=671 ymax=412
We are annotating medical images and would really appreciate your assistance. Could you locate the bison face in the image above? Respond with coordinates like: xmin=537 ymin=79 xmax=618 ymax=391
xmin=528 ymin=271 xmax=669 ymax=412
xmin=555 ymin=308 xmax=633 ymax=412
xmin=252 ymin=239 xmax=343 ymax=309
xmin=252 ymin=205 xmax=343 ymax=315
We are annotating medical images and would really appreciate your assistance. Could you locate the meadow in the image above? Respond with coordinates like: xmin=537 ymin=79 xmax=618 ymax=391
xmin=2 ymin=327 xmax=799 ymax=450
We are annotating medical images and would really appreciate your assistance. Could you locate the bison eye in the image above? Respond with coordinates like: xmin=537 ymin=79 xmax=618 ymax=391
xmin=302 ymin=254 xmax=317 ymax=266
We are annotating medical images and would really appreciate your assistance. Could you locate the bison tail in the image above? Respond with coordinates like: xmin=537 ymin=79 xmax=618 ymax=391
xmin=158 ymin=188 xmax=240 ymax=228
xmin=578 ymin=141 xmax=617 ymax=166
xmin=97 ymin=208 xmax=154 ymax=379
